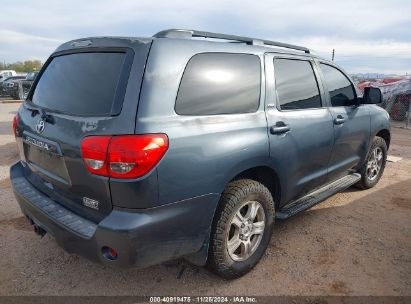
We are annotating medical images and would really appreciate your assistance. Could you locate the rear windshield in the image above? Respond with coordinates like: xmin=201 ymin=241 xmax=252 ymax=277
xmin=31 ymin=52 xmax=126 ymax=116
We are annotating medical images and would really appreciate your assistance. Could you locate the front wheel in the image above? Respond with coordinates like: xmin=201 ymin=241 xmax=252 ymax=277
xmin=356 ymin=136 xmax=387 ymax=189
xmin=207 ymin=179 xmax=274 ymax=279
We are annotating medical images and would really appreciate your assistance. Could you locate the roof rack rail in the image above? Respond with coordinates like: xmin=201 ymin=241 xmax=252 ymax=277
xmin=153 ymin=29 xmax=310 ymax=54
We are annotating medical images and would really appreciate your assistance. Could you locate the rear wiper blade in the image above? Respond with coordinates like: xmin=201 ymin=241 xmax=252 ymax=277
xmin=25 ymin=106 xmax=55 ymax=124
xmin=39 ymin=109 xmax=55 ymax=124
xmin=26 ymin=107 xmax=40 ymax=117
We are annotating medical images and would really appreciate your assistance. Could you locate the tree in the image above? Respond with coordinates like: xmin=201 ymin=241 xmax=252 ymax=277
xmin=0 ymin=60 xmax=43 ymax=72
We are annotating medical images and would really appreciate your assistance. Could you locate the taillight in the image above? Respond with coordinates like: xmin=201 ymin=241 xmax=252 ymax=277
xmin=12 ymin=114 xmax=18 ymax=137
xmin=81 ymin=134 xmax=168 ymax=179
xmin=108 ymin=135 xmax=168 ymax=178
xmin=81 ymin=136 xmax=111 ymax=176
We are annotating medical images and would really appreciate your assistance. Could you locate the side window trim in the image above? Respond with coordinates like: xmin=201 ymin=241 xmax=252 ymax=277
xmin=317 ymin=61 xmax=358 ymax=108
xmin=273 ymin=56 xmax=324 ymax=112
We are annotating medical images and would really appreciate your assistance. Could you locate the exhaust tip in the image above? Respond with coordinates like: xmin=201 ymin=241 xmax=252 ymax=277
xmin=26 ymin=215 xmax=46 ymax=237
xmin=33 ymin=225 xmax=47 ymax=237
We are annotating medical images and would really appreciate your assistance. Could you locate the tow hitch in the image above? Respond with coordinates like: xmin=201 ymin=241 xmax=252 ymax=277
xmin=34 ymin=225 xmax=47 ymax=237
xmin=26 ymin=215 xmax=47 ymax=237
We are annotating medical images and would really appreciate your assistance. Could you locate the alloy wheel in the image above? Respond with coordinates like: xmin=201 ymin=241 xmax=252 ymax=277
xmin=226 ymin=200 xmax=265 ymax=261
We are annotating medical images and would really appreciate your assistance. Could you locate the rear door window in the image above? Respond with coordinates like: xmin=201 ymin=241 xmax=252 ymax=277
xmin=274 ymin=58 xmax=322 ymax=110
xmin=31 ymin=52 xmax=127 ymax=116
xmin=175 ymin=53 xmax=261 ymax=115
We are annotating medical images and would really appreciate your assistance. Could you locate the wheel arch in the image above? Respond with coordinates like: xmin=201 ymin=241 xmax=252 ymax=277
xmin=186 ymin=165 xmax=282 ymax=267
xmin=376 ymin=129 xmax=391 ymax=149
xmin=226 ymin=165 xmax=281 ymax=210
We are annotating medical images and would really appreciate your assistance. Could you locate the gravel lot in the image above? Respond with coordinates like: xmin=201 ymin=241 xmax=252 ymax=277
xmin=0 ymin=100 xmax=410 ymax=296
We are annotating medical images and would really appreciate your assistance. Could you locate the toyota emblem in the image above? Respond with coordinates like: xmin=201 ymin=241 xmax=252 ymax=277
xmin=36 ymin=120 xmax=45 ymax=134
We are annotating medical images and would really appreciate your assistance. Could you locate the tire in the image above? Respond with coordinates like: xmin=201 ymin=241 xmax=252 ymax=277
xmin=207 ymin=179 xmax=275 ymax=279
xmin=356 ymin=136 xmax=387 ymax=189
xmin=11 ymin=92 xmax=19 ymax=100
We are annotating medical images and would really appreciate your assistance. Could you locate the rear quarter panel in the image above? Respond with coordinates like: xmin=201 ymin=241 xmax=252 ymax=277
xmin=136 ymin=39 xmax=270 ymax=206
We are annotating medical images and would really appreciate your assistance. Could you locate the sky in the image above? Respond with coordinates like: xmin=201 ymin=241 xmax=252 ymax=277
xmin=1 ymin=0 xmax=410 ymax=75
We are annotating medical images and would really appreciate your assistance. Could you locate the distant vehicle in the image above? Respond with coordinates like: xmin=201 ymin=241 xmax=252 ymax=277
xmin=356 ymin=77 xmax=411 ymax=121
xmin=0 ymin=70 xmax=17 ymax=89
xmin=0 ymin=70 xmax=17 ymax=80
xmin=8 ymin=72 xmax=39 ymax=100
xmin=1 ymin=76 xmax=26 ymax=95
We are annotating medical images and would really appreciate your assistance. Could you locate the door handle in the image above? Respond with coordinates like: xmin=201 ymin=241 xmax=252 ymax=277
xmin=270 ymin=122 xmax=290 ymax=135
xmin=334 ymin=115 xmax=346 ymax=125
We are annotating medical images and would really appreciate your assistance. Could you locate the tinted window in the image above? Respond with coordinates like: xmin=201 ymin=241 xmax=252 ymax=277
xmin=26 ymin=72 xmax=38 ymax=81
xmin=31 ymin=52 xmax=126 ymax=115
xmin=320 ymin=63 xmax=356 ymax=107
xmin=176 ymin=53 xmax=261 ymax=115
xmin=274 ymin=59 xmax=322 ymax=110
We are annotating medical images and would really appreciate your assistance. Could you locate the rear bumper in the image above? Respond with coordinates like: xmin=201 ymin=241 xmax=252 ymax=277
xmin=10 ymin=161 xmax=218 ymax=268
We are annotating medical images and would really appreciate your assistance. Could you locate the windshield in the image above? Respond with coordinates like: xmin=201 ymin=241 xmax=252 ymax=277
xmin=31 ymin=52 xmax=126 ymax=116
xmin=26 ymin=72 xmax=38 ymax=81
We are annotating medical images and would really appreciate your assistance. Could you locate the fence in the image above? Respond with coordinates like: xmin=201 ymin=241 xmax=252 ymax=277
xmin=356 ymin=78 xmax=411 ymax=128
xmin=384 ymin=92 xmax=411 ymax=128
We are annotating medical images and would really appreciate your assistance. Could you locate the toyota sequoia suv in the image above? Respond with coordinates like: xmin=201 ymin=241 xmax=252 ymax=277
xmin=10 ymin=29 xmax=390 ymax=279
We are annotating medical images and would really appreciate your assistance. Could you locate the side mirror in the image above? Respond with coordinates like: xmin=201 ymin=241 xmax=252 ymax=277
xmin=362 ymin=87 xmax=382 ymax=104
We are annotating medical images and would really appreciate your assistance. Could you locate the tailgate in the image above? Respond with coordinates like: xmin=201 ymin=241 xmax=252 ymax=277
xmin=15 ymin=39 xmax=151 ymax=222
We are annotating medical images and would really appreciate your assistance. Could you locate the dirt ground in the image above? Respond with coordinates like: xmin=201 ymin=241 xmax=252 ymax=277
xmin=0 ymin=101 xmax=410 ymax=296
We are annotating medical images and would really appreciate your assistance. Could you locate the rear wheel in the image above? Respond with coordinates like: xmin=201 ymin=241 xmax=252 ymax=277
xmin=11 ymin=91 xmax=19 ymax=100
xmin=208 ymin=179 xmax=274 ymax=279
xmin=356 ymin=136 xmax=387 ymax=189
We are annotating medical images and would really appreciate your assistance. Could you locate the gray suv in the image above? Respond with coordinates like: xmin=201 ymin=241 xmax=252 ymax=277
xmin=10 ymin=29 xmax=390 ymax=279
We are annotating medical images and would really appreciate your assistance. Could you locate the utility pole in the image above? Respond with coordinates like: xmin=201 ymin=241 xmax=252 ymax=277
xmin=331 ymin=49 xmax=335 ymax=61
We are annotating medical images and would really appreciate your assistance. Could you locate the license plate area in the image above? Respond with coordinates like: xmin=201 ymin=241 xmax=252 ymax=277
xmin=22 ymin=132 xmax=70 ymax=183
